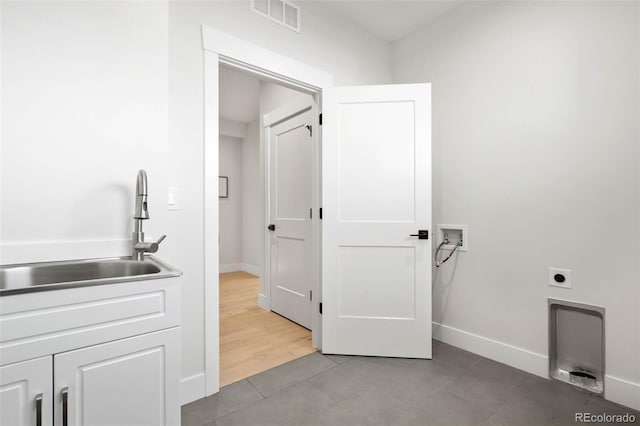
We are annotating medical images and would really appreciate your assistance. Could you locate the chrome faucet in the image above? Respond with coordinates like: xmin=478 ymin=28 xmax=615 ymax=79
xmin=132 ymin=170 xmax=166 ymax=261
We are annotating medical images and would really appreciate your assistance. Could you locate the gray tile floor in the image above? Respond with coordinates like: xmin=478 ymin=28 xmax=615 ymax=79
xmin=182 ymin=341 xmax=640 ymax=426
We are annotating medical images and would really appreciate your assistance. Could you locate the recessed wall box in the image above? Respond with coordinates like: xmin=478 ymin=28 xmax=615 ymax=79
xmin=436 ymin=224 xmax=468 ymax=251
xmin=549 ymin=298 xmax=604 ymax=395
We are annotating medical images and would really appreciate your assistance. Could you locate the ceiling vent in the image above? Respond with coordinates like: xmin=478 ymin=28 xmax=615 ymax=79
xmin=251 ymin=0 xmax=301 ymax=33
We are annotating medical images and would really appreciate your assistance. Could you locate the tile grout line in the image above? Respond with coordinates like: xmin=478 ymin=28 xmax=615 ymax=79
xmin=245 ymin=353 xmax=340 ymax=399
xmin=480 ymin=375 xmax=531 ymax=426
xmin=246 ymin=377 xmax=268 ymax=399
xmin=302 ymin=360 xmax=351 ymax=403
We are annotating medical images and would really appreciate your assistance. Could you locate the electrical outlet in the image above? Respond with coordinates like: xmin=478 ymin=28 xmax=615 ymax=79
xmin=548 ymin=267 xmax=571 ymax=289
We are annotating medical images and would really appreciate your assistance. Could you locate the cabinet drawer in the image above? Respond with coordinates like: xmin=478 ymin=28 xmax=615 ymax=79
xmin=0 ymin=277 xmax=180 ymax=366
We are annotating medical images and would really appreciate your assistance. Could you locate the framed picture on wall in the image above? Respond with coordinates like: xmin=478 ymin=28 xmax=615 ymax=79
xmin=219 ymin=176 xmax=228 ymax=198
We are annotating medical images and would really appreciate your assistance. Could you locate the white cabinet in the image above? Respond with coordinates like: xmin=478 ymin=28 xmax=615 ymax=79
xmin=0 ymin=356 xmax=52 ymax=426
xmin=55 ymin=328 xmax=180 ymax=426
xmin=0 ymin=277 xmax=181 ymax=426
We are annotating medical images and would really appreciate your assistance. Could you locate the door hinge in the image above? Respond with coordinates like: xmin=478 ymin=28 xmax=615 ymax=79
xmin=310 ymin=290 xmax=312 ymax=301
xmin=319 ymin=302 xmax=323 ymax=314
xmin=319 ymin=207 xmax=323 ymax=219
xmin=319 ymin=113 xmax=323 ymax=125
xmin=310 ymin=208 xmax=312 ymax=219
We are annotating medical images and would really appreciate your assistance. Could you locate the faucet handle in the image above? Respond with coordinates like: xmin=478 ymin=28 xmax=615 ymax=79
xmin=148 ymin=235 xmax=167 ymax=253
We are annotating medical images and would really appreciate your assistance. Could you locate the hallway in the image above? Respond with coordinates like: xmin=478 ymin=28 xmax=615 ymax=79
xmin=219 ymin=271 xmax=316 ymax=387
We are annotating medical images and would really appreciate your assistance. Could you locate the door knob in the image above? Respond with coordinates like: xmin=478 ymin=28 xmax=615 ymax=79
xmin=267 ymin=224 xmax=276 ymax=231
xmin=410 ymin=230 xmax=429 ymax=240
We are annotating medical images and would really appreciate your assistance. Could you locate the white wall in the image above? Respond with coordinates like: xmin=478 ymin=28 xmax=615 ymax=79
xmin=219 ymin=65 xmax=260 ymax=124
xmin=259 ymin=81 xmax=311 ymax=117
xmin=219 ymin=136 xmax=243 ymax=270
xmin=241 ymin=119 xmax=262 ymax=276
xmin=1 ymin=1 xmax=169 ymax=262
xmin=1 ymin=0 xmax=391 ymax=404
xmin=168 ymin=0 xmax=391 ymax=400
xmin=392 ymin=1 xmax=640 ymax=409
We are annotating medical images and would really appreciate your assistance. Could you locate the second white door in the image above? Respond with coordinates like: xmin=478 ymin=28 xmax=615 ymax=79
xmin=267 ymin=107 xmax=313 ymax=329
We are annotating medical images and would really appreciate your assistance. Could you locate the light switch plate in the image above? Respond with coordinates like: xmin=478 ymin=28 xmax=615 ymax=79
xmin=168 ymin=186 xmax=180 ymax=210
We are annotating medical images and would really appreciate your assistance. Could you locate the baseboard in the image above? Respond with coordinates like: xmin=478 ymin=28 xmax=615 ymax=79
xmin=432 ymin=322 xmax=548 ymax=378
xmin=219 ymin=263 xmax=242 ymax=273
xmin=242 ymin=263 xmax=262 ymax=277
xmin=0 ymin=239 xmax=130 ymax=264
xmin=180 ymin=373 xmax=206 ymax=405
xmin=433 ymin=322 xmax=640 ymax=410
xmin=218 ymin=263 xmax=262 ymax=275
xmin=605 ymin=374 xmax=640 ymax=411
xmin=258 ymin=293 xmax=268 ymax=310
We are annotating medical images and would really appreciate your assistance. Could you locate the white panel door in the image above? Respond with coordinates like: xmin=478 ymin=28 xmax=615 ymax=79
xmin=54 ymin=327 xmax=180 ymax=426
xmin=0 ymin=356 xmax=52 ymax=426
xmin=322 ymin=84 xmax=432 ymax=358
xmin=268 ymin=108 xmax=313 ymax=329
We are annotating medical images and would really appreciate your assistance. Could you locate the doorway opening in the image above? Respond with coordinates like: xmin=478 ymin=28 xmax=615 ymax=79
xmin=218 ymin=64 xmax=317 ymax=387
xmin=203 ymin=25 xmax=333 ymax=396
xmin=203 ymin=27 xmax=432 ymax=399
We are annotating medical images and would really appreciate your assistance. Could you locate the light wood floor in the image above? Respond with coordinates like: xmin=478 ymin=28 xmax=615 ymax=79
xmin=219 ymin=271 xmax=316 ymax=387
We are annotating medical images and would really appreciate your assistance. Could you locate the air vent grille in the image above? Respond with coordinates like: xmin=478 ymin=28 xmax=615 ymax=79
xmin=251 ymin=0 xmax=300 ymax=33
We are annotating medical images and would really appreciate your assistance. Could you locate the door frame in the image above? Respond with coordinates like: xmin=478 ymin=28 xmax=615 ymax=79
xmin=202 ymin=25 xmax=333 ymax=396
xmin=262 ymin=96 xmax=314 ymax=318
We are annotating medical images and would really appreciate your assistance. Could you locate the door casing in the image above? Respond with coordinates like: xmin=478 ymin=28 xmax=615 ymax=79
xmin=202 ymin=25 xmax=333 ymax=397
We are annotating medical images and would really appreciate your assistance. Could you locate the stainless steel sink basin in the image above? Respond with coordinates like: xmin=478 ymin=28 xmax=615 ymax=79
xmin=0 ymin=256 xmax=181 ymax=295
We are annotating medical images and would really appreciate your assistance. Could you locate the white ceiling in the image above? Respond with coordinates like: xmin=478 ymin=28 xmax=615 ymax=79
xmin=219 ymin=65 xmax=261 ymax=124
xmin=318 ymin=1 xmax=463 ymax=42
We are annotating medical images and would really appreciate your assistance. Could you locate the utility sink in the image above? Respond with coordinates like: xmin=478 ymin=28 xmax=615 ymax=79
xmin=0 ymin=256 xmax=181 ymax=295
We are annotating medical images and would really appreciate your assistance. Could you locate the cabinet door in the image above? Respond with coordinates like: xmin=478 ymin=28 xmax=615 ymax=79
xmin=54 ymin=328 xmax=179 ymax=426
xmin=0 ymin=356 xmax=52 ymax=426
